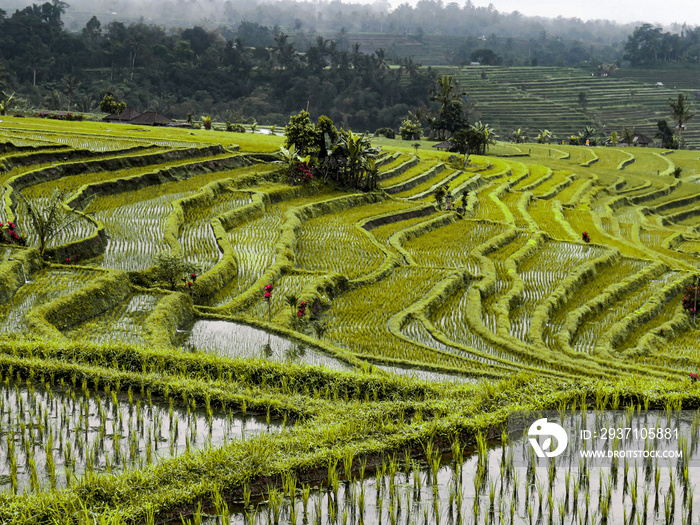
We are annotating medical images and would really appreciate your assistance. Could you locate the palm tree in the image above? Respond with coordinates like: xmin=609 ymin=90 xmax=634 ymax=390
xmin=429 ymin=75 xmax=467 ymax=114
xmin=62 ymin=75 xmax=81 ymax=111
xmin=336 ymin=131 xmax=381 ymax=190
xmin=374 ymin=48 xmax=389 ymax=69
xmin=579 ymin=125 xmax=598 ymax=144
xmin=622 ymin=126 xmax=636 ymax=146
xmin=669 ymin=94 xmax=695 ymax=148
xmin=473 ymin=122 xmax=489 ymax=154
xmin=401 ymin=57 xmax=420 ymax=78
xmin=126 ymin=25 xmax=147 ymax=80
xmin=271 ymin=32 xmax=295 ymax=68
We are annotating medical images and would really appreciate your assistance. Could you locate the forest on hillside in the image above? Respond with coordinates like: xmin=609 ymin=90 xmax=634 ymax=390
xmin=0 ymin=0 xmax=697 ymax=129
xmin=0 ymin=2 xmax=436 ymax=128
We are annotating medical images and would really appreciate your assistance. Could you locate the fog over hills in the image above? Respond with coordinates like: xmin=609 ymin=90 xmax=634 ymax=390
xmin=3 ymin=0 xmax=638 ymax=44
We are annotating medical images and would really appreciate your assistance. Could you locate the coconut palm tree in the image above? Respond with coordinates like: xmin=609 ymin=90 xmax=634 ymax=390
xmin=429 ymin=75 xmax=467 ymax=114
xmin=669 ymin=94 xmax=695 ymax=148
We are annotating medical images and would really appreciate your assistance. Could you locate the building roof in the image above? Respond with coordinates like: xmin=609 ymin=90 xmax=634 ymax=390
xmin=618 ymin=133 xmax=653 ymax=145
xmin=127 ymin=112 xmax=174 ymax=126
xmin=102 ymin=108 xmax=142 ymax=122
xmin=432 ymin=140 xmax=453 ymax=150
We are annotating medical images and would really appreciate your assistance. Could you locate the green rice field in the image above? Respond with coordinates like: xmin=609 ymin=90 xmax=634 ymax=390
xmin=1 ymin=116 xmax=700 ymax=524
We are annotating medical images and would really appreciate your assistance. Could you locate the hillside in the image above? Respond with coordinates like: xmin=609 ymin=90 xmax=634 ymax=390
xmin=440 ymin=65 xmax=700 ymax=150
xmin=0 ymin=118 xmax=699 ymax=523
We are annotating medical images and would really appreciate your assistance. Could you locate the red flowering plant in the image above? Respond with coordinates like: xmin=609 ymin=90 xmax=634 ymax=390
xmin=691 ymin=373 xmax=699 ymax=383
xmin=263 ymin=284 xmax=273 ymax=321
xmin=183 ymin=271 xmax=198 ymax=293
xmin=0 ymin=220 xmax=26 ymax=246
xmin=294 ymin=300 xmax=310 ymax=330
xmin=292 ymin=162 xmax=314 ymax=185
xmin=682 ymin=282 xmax=699 ymax=317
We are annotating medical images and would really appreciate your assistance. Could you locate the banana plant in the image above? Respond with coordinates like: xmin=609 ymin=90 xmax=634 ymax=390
xmin=278 ymin=145 xmax=310 ymax=186
xmin=335 ymin=130 xmax=381 ymax=190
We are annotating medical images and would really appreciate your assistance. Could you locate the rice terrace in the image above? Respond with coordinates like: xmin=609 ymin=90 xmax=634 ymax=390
xmin=2 ymin=112 xmax=700 ymax=525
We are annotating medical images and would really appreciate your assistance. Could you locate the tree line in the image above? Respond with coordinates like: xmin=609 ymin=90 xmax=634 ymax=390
xmin=624 ymin=23 xmax=700 ymax=65
xmin=0 ymin=2 xmax=434 ymax=129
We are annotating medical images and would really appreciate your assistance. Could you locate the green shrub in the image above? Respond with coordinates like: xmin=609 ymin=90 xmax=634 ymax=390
xmin=374 ymin=127 xmax=395 ymax=139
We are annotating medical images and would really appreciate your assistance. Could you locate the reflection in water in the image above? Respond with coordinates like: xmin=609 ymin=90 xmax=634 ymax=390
xmin=200 ymin=408 xmax=700 ymax=525
xmin=177 ymin=320 xmax=351 ymax=371
xmin=0 ymin=378 xmax=281 ymax=493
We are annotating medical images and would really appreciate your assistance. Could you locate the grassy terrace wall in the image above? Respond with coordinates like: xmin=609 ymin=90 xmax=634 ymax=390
xmin=3 ymin=117 xmax=700 ymax=524
xmin=25 ymin=271 xmax=131 ymax=339
xmin=0 ymin=247 xmax=42 ymax=303
xmin=49 ymin=154 xmax=265 ymax=262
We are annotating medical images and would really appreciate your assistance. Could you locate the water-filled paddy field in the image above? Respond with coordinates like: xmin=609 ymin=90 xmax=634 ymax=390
xmin=0 ymin=374 xmax=282 ymax=494
xmin=197 ymin=408 xmax=700 ymax=525
xmin=176 ymin=319 xmax=352 ymax=371
xmin=5 ymin=119 xmax=700 ymax=525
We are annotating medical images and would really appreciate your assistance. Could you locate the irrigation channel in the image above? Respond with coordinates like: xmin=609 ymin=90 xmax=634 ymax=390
xmin=187 ymin=408 xmax=700 ymax=525
xmin=0 ymin=375 xmax=283 ymax=494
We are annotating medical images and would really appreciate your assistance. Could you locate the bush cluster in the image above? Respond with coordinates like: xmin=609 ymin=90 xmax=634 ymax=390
xmin=374 ymin=127 xmax=396 ymax=139
xmin=34 ymin=112 xmax=84 ymax=121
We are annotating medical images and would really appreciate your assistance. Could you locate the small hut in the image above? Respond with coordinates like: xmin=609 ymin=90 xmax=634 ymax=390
xmin=432 ymin=140 xmax=455 ymax=152
xmin=617 ymin=134 xmax=653 ymax=147
xmin=128 ymin=112 xmax=174 ymax=126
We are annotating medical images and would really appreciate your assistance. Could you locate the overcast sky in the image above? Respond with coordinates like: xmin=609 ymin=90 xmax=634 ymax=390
xmin=461 ymin=0 xmax=696 ymax=27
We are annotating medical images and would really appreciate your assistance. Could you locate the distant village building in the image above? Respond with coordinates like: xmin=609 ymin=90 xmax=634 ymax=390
xmin=615 ymin=134 xmax=653 ymax=147
xmin=102 ymin=109 xmax=176 ymax=126
xmin=127 ymin=112 xmax=174 ymax=126
xmin=102 ymin=108 xmax=142 ymax=122
xmin=433 ymin=140 xmax=454 ymax=151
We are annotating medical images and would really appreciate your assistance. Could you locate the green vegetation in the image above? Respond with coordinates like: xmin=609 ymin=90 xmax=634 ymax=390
xmin=1 ymin=116 xmax=700 ymax=524
xmin=444 ymin=65 xmax=700 ymax=149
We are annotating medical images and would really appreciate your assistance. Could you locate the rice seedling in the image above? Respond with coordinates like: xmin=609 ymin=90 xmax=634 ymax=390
xmin=64 ymin=293 xmax=162 ymax=346
xmin=180 ymin=189 xmax=253 ymax=271
xmin=510 ymin=240 xmax=606 ymax=343
xmin=209 ymin=188 xmax=339 ymax=305
xmin=296 ymin=198 xmax=413 ymax=279
xmin=0 ymin=267 xmax=97 ymax=333
xmin=572 ymin=270 xmax=680 ymax=354
xmin=402 ymin=219 xmax=506 ymax=271
xmin=0 ymin=373 xmax=279 ymax=494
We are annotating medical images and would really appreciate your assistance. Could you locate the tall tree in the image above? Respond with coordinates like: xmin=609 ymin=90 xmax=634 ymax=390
xmin=669 ymin=94 xmax=695 ymax=148
xmin=429 ymin=75 xmax=466 ymax=114
xmin=62 ymin=74 xmax=80 ymax=111
xmin=429 ymin=75 xmax=468 ymax=139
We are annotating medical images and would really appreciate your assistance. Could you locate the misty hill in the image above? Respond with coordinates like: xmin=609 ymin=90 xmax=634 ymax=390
xmin=6 ymin=0 xmax=636 ymax=46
